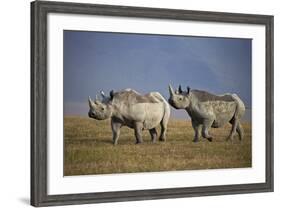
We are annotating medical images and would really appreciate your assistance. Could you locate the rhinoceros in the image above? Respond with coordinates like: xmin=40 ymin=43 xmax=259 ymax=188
xmin=88 ymin=89 xmax=170 ymax=145
xmin=168 ymin=84 xmax=245 ymax=142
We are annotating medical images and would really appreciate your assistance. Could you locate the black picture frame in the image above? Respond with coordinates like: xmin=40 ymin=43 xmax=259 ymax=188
xmin=31 ymin=0 xmax=274 ymax=207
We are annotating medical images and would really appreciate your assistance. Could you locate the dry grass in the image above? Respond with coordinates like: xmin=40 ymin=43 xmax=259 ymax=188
xmin=64 ymin=116 xmax=252 ymax=176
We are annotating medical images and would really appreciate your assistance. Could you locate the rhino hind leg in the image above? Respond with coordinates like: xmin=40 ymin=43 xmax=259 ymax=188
xmin=236 ymin=121 xmax=244 ymax=141
xmin=159 ymin=120 xmax=168 ymax=141
xmin=202 ymin=118 xmax=214 ymax=142
xmin=227 ymin=117 xmax=239 ymax=141
xmin=149 ymin=128 xmax=157 ymax=143
xmin=159 ymin=123 xmax=167 ymax=141
xmin=159 ymin=104 xmax=170 ymax=142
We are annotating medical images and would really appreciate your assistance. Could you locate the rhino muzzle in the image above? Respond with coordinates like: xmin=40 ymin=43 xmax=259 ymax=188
xmin=88 ymin=111 xmax=94 ymax=118
xmin=168 ymin=98 xmax=179 ymax=109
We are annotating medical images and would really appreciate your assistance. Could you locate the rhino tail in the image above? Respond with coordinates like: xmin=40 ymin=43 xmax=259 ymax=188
xmin=161 ymin=95 xmax=171 ymax=126
xmin=159 ymin=97 xmax=170 ymax=141
xmin=232 ymin=94 xmax=245 ymax=119
xmin=163 ymin=99 xmax=171 ymax=120
xmin=152 ymin=92 xmax=170 ymax=123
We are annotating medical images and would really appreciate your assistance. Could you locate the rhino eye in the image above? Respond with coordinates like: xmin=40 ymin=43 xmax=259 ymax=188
xmin=101 ymin=107 xmax=105 ymax=111
xmin=179 ymin=97 xmax=182 ymax=101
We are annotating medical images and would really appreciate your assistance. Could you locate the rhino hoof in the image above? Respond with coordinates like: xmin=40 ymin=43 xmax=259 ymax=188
xmin=159 ymin=138 xmax=165 ymax=142
xmin=192 ymin=139 xmax=199 ymax=143
xmin=207 ymin=137 xmax=213 ymax=142
xmin=226 ymin=136 xmax=233 ymax=141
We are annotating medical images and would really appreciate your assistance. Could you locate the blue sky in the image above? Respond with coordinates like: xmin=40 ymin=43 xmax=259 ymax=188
xmin=64 ymin=31 xmax=252 ymax=121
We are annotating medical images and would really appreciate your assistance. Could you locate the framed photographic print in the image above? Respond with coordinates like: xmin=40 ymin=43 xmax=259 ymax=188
xmin=31 ymin=0 xmax=274 ymax=207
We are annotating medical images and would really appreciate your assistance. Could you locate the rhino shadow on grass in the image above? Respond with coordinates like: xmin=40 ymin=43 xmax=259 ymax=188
xmin=88 ymin=89 xmax=170 ymax=145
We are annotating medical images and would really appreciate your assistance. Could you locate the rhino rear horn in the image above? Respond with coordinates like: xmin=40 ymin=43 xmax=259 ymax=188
xmin=187 ymin=86 xmax=190 ymax=94
xmin=178 ymin=85 xmax=183 ymax=94
xmin=110 ymin=90 xmax=114 ymax=100
xmin=95 ymin=95 xmax=102 ymax=105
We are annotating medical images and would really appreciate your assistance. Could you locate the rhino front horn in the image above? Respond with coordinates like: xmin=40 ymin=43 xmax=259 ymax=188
xmin=168 ymin=84 xmax=175 ymax=96
xmin=88 ymin=96 xmax=94 ymax=107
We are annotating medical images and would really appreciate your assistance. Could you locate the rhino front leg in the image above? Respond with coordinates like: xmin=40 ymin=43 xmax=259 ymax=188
xmin=202 ymin=118 xmax=214 ymax=142
xmin=191 ymin=119 xmax=201 ymax=142
xmin=134 ymin=122 xmax=143 ymax=144
xmin=111 ymin=120 xmax=121 ymax=145
xmin=149 ymin=128 xmax=157 ymax=143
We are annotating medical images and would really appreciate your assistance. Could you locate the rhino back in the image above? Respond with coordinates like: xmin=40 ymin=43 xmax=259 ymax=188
xmin=111 ymin=90 xmax=167 ymax=129
xmin=192 ymin=90 xmax=235 ymax=102
xmin=112 ymin=90 xmax=161 ymax=105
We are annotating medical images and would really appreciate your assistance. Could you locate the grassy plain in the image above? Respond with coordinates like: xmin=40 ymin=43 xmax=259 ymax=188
xmin=64 ymin=116 xmax=251 ymax=176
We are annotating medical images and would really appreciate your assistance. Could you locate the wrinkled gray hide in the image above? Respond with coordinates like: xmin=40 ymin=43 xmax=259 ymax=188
xmin=88 ymin=89 xmax=170 ymax=145
xmin=168 ymin=85 xmax=245 ymax=142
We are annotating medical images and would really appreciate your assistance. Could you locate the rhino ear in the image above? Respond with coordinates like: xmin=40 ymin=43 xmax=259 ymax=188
xmin=178 ymin=85 xmax=183 ymax=94
xmin=187 ymin=86 xmax=190 ymax=95
xmin=110 ymin=90 xmax=114 ymax=100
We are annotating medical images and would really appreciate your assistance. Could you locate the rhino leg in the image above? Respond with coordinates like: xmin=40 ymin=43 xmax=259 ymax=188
xmin=191 ymin=119 xmax=201 ymax=142
xmin=202 ymin=118 xmax=214 ymax=142
xmin=159 ymin=104 xmax=170 ymax=141
xmin=236 ymin=122 xmax=244 ymax=141
xmin=227 ymin=117 xmax=238 ymax=141
xmin=134 ymin=122 xmax=143 ymax=144
xmin=111 ymin=121 xmax=121 ymax=145
xmin=149 ymin=128 xmax=157 ymax=143
xmin=159 ymin=121 xmax=168 ymax=142
xmin=228 ymin=119 xmax=244 ymax=141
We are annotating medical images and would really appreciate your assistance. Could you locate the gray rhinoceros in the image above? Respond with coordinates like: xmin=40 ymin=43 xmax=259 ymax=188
xmin=168 ymin=84 xmax=245 ymax=142
xmin=88 ymin=89 xmax=170 ymax=145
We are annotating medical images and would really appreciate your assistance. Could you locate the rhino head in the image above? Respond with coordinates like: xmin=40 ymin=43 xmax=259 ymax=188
xmin=168 ymin=84 xmax=191 ymax=109
xmin=88 ymin=91 xmax=114 ymax=120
